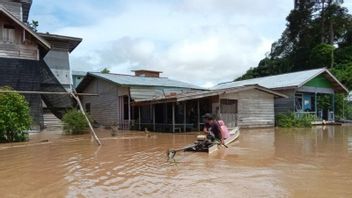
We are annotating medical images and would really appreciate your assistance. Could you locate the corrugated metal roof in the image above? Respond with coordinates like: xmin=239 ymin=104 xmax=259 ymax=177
xmin=130 ymin=87 xmax=186 ymax=102
xmin=133 ymin=85 xmax=287 ymax=105
xmin=89 ymin=72 xmax=203 ymax=90
xmin=214 ymin=68 xmax=327 ymax=90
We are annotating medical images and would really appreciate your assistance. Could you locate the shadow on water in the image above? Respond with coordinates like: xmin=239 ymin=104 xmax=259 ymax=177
xmin=0 ymin=126 xmax=352 ymax=197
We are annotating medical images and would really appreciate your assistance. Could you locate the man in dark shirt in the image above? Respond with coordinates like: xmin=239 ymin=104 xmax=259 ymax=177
xmin=203 ymin=113 xmax=224 ymax=144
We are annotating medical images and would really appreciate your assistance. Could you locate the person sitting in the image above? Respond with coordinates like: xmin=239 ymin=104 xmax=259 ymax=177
xmin=202 ymin=113 xmax=224 ymax=144
xmin=218 ymin=120 xmax=230 ymax=139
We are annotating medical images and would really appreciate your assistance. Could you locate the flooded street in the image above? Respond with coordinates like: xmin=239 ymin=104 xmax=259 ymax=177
xmin=1 ymin=126 xmax=352 ymax=198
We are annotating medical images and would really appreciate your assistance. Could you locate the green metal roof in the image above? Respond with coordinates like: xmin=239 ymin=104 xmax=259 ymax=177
xmin=214 ymin=68 xmax=348 ymax=93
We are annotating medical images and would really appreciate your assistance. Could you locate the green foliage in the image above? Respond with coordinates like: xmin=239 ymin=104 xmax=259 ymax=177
xmin=276 ymin=113 xmax=315 ymax=128
xmin=0 ymin=86 xmax=31 ymax=143
xmin=310 ymin=44 xmax=335 ymax=68
xmin=334 ymin=93 xmax=352 ymax=120
xmin=62 ymin=110 xmax=89 ymax=135
xmin=237 ymin=2 xmax=352 ymax=90
xmin=29 ymin=20 xmax=39 ymax=32
xmin=101 ymin=68 xmax=110 ymax=74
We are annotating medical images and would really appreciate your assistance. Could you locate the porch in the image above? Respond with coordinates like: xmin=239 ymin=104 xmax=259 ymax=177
xmin=131 ymin=96 xmax=238 ymax=132
xmin=294 ymin=92 xmax=335 ymax=121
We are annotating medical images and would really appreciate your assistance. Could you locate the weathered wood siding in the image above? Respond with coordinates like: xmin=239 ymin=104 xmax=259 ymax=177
xmin=221 ymin=89 xmax=275 ymax=128
xmin=274 ymin=89 xmax=295 ymax=114
xmin=81 ymin=78 xmax=119 ymax=126
xmin=0 ymin=14 xmax=39 ymax=60
xmin=0 ymin=0 xmax=22 ymax=20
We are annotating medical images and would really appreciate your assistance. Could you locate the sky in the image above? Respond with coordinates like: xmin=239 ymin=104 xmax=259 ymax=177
xmin=29 ymin=0 xmax=352 ymax=88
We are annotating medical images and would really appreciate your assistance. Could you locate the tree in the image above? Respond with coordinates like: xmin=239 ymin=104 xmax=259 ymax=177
xmin=237 ymin=1 xmax=352 ymax=80
xmin=309 ymin=44 xmax=335 ymax=68
xmin=101 ymin=68 xmax=110 ymax=74
xmin=29 ymin=20 xmax=39 ymax=32
xmin=0 ymin=87 xmax=31 ymax=143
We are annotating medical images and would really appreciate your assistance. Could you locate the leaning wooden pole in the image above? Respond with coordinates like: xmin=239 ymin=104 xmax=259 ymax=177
xmin=70 ymin=92 xmax=102 ymax=146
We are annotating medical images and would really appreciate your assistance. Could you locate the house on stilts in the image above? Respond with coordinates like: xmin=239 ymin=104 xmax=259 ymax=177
xmin=0 ymin=0 xmax=82 ymax=131
xmin=214 ymin=68 xmax=349 ymax=123
xmin=76 ymin=70 xmax=204 ymax=130
xmin=77 ymin=69 xmax=287 ymax=131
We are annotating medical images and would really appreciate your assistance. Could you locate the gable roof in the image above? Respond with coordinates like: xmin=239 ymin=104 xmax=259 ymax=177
xmin=214 ymin=68 xmax=348 ymax=93
xmin=0 ymin=5 xmax=51 ymax=49
xmin=133 ymin=85 xmax=287 ymax=105
xmin=76 ymin=72 xmax=204 ymax=92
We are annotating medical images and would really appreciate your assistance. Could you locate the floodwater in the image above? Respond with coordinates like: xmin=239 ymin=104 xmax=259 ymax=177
xmin=1 ymin=126 xmax=352 ymax=198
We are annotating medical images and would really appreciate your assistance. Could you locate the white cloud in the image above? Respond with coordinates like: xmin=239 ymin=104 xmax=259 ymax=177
xmin=30 ymin=0 xmax=296 ymax=87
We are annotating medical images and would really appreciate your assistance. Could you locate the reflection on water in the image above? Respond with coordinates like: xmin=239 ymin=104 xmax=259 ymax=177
xmin=0 ymin=127 xmax=352 ymax=197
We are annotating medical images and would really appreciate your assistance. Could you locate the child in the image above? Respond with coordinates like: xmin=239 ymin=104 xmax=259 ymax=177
xmin=218 ymin=120 xmax=230 ymax=139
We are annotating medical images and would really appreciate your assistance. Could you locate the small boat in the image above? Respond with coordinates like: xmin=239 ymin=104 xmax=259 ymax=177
xmin=167 ymin=127 xmax=240 ymax=160
xmin=208 ymin=127 xmax=240 ymax=154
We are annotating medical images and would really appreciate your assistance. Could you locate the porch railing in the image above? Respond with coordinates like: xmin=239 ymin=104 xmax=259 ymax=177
xmin=295 ymin=111 xmax=335 ymax=121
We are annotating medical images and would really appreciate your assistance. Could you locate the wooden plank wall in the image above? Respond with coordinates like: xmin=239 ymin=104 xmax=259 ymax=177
xmin=0 ymin=14 xmax=39 ymax=60
xmin=0 ymin=0 xmax=22 ymax=20
xmin=221 ymin=89 xmax=275 ymax=128
xmin=81 ymin=78 xmax=119 ymax=126
xmin=273 ymin=89 xmax=295 ymax=114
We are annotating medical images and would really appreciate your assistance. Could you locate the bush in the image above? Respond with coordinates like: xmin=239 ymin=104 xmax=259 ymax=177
xmin=62 ymin=109 xmax=89 ymax=135
xmin=0 ymin=86 xmax=31 ymax=143
xmin=276 ymin=112 xmax=315 ymax=128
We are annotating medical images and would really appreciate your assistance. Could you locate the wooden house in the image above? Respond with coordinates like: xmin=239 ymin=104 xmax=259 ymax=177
xmin=132 ymin=85 xmax=286 ymax=131
xmin=76 ymin=70 xmax=204 ymax=129
xmin=214 ymin=68 xmax=349 ymax=122
xmin=0 ymin=0 xmax=81 ymax=130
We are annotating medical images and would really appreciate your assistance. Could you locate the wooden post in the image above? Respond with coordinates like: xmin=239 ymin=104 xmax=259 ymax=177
xmin=128 ymin=95 xmax=131 ymax=129
xmin=332 ymin=94 xmax=335 ymax=121
xmin=71 ymin=93 xmax=101 ymax=146
xmin=197 ymin=99 xmax=200 ymax=131
xmin=138 ymin=106 xmax=141 ymax=131
xmin=152 ymin=104 xmax=156 ymax=131
xmin=315 ymin=92 xmax=318 ymax=119
xmin=172 ymin=103 xmax=175 ymax=133
xmin=183 ymin=102 xmax=186 ymax=132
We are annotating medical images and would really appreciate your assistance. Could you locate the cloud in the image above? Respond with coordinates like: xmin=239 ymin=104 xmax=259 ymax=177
xmin=30 ymin=0 xmax=295 ymax=87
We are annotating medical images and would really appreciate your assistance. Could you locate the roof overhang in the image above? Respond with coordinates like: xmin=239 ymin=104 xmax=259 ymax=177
xmin=0 ymin=5 xmax=51 ymax=50
xmin=132 ymin=84 xmax=287 ymax=106
xmin=38 ymin=33 xmax=82 ymax=52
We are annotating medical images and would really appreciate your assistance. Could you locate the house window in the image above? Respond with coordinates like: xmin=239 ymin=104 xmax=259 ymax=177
xmin=85 ymin=103 xmax=91 ymax=113
xmin=3 ymin=24 xmax=16 ymax=43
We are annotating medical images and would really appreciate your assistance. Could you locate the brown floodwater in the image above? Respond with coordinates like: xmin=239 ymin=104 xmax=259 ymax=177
xmin=1 ymin=126 xmax=352 ymax=198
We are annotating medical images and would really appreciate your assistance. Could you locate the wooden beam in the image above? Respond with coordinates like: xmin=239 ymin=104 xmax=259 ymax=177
xmin=0 ymin=90 xmax=98 ymax=96
xmin=71 ymin=93 xmax=101 ymax=146
xmin=315 ymin=92 xmax=318 ymax=119
xmin=172 ymin=103 xmax=175 ymax=133
xmin=197 ymin=99 xmax=200 ymax=131
xmin=138 ymin=106 xmax=141 ymax=131
xmin=128 ymin=94 xmax=131 ymax=129
xmin=152 ymin=104 xmax=156 ymax=131
xmin=183 ymin=102 xmax=186 ymax=132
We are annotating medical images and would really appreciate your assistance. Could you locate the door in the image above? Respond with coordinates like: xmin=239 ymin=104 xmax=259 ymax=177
xmin=220 ymin=99 xmax=238 ymax=128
